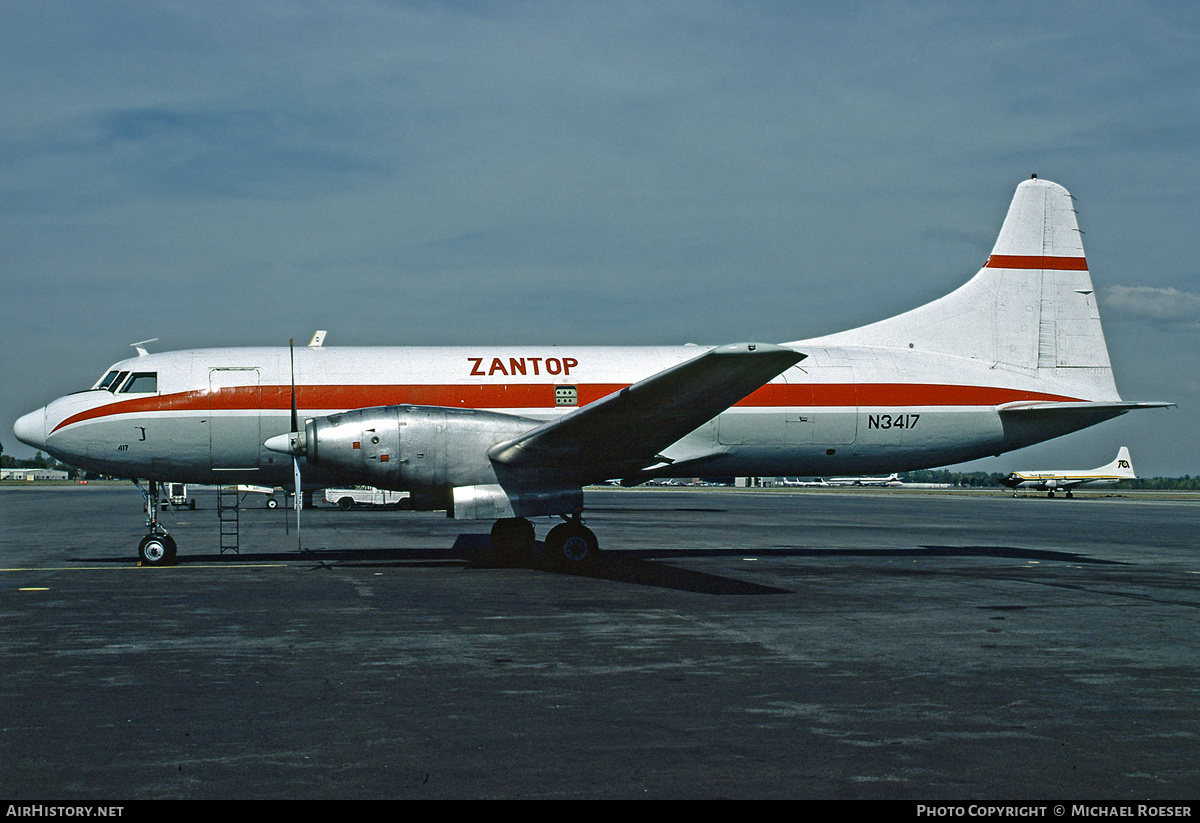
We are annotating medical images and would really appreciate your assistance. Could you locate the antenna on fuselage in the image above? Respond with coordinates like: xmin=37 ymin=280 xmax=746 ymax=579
xmin=130 ymin=339 xmax=159 ymax=356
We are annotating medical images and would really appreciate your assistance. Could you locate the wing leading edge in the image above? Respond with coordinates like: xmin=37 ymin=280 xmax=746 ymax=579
xmin=488 ymin=342 xmax=805 ymax=482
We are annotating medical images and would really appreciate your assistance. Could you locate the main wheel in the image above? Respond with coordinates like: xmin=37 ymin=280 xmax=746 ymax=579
xmin=138 ymin=534 xmax=177 ymax=566
xmin=490 ymin=517 xmax=535 ymax=558
xmin=545 ymin=523 xmax=599 ymax=567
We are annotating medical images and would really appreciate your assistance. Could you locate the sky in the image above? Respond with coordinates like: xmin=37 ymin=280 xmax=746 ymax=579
xmin=2 ymin=1 xmax=1197 ymax=476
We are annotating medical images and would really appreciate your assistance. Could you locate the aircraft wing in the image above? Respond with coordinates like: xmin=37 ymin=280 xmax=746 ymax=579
xmin=488 ymin=343 xmax=804 ymax=481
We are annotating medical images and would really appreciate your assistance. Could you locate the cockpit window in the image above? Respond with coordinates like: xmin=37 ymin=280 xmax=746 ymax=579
xmin=119 ymin=372 xmax=158 ymax=393
xmin=96 ymin=370 xmax=122 ymax=391
xmin=106 ymin=371 xmax=131 ymax=393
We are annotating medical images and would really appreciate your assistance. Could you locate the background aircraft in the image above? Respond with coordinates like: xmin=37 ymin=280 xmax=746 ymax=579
xmin=1001 ymin=446 xmax=1137 ymax=497
xmin=14 ymin=178 xmax=1170 ymax=565
xmin=821 ymin=473 xmax=902 ymax=487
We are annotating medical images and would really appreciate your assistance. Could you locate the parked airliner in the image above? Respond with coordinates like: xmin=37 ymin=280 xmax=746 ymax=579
xmin=1001 ymin=446 xmax=1137 ymax=497
xmin=14 ymin=177 xmax=1171 ymax=565
xmin=822 ymin=473 xmax=902 ymax=487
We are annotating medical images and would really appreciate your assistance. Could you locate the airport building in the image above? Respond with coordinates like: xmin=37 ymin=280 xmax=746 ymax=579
xmin=1 ymin=468 xmax=69 ymax=481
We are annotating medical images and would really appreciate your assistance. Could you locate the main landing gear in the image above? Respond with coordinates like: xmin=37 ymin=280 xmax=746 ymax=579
xmin=489 ymin=513 xmax=599 ymax=567
xmin=545 ymin=516 xmax=599 ymax=566
xmin=134 ymin=479 xmax=177 ymax=566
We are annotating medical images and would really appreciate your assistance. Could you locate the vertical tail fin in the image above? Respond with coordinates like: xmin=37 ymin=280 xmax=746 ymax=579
xmin=986 ymin=177 xmax=1112 ymax=380
xmin=1102 ymin=446 xmax=1136 ymax=478
xmin=796 ymin=177 xmax=1121 ymax=401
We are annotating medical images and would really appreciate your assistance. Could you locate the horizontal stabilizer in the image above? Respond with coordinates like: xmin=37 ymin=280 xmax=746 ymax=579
xmin=489 ymin=343 xmax=804 ymax=479
xmin=996 ymin=400 xmax=1174 ymax=447
xmin=999 ymin=400 xmax=1175 ymax=416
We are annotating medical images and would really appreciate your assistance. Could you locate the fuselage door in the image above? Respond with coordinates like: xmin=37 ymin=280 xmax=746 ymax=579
xmin=207 ymin=368 xmax=261 ymax=470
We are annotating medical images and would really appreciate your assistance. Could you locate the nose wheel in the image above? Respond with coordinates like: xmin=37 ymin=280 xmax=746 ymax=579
xmin=138 ymin=531 xmax=177 ymax=566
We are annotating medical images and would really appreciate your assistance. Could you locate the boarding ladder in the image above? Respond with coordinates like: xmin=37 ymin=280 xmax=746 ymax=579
xmin=217 ymin=485 xmax=239 ymax=555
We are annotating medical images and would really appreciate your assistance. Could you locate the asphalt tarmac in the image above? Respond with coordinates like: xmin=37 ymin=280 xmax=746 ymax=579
xmin=1 ymin=484 xmax=1198 ymax=800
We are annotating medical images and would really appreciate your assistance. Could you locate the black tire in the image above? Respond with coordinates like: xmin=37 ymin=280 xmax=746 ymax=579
xmin=266 ymin=497 xmax=279 ymax=509
xmin=338 ymin=497 xmax=354 ymax=511
xmin=545 ymin=523 xmax=598 ymax=567
xmin=490 ymin=517 xmax=535 ymax=557
xmin=138 ymin=534 xmax=177 ymax=566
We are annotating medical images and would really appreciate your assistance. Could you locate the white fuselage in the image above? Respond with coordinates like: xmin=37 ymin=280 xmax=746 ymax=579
xmin=1006 ymin=474 xmax=1121 ymax=491
xmin=18 ymin=340 xmax=1089 ymax=488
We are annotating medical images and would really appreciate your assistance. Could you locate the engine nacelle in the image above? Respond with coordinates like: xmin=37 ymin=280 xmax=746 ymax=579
xmin=303 ymin=405 xmax=538 ymax=492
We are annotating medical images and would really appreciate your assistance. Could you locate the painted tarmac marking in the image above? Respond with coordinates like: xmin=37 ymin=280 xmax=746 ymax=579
xmin=2 ymin=564 xmax=290 ymax=572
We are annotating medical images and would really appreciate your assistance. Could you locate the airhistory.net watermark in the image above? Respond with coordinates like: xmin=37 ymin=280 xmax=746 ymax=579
xmin=6 ymin=808 xmax=124 ymax=818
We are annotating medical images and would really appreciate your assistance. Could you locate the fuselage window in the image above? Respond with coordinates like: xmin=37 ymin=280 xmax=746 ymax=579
xmin=119 ymin=372 xmax=158 ymax=394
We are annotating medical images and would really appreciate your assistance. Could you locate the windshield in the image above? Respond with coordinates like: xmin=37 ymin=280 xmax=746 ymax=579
xmin=119 ymin=372 xmax=158 ymax=393
xmin=86 ymin=366 xmax=159 ymax=395
xmin=95 ymin=370 xmax=122 ymax=391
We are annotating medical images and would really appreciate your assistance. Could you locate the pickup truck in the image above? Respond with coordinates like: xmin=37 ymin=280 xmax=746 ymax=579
xmin=324 ymin=487 xmax=411 ymax=510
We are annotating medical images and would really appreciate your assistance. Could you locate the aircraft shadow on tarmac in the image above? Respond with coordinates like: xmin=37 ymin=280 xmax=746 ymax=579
xmin=75 ymin=538 xmax=1124 ymax=596
xmin=766 ymin=545 xmax=1126 ymax=565
xmin=79 ymin=539 xmax=791 ymax=595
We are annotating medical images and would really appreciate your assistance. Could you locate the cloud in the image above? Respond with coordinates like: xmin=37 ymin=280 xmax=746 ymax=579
xmin=1103 ymin=286 xmax=1200 ymax=326
xmin=3 ymin=2 xmax=1199 ymax=475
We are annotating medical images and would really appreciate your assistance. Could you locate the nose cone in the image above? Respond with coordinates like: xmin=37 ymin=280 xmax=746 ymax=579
xmin=265 ymin=431 xmax=304 ymax=456
xmin=14 ymin=408 xmax=47 ymax=450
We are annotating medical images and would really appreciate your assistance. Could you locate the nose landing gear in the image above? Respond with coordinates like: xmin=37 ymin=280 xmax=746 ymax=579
xmin=134 ymin=479 xmax=177 ymax=566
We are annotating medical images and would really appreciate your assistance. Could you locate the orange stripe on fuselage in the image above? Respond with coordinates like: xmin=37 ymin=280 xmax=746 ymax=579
xmin=49 ymin=383 xmax=1083 ymax=434
xmin=985 ymin=254 xmax=1088 ymax=270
